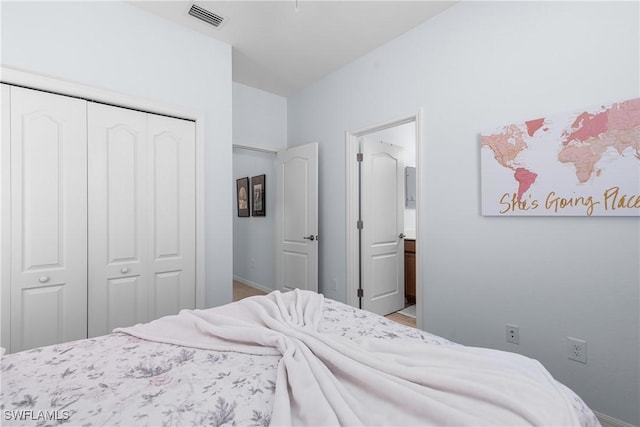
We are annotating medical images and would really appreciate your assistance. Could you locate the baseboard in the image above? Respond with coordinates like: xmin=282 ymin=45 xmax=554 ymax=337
xmin=233 ymin=276 xmax=274 ymax=294
xmin=594 ymin=411 xmax=636 ymax=427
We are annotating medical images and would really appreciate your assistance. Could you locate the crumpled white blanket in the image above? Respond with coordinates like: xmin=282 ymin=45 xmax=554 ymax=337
xmin=117 ymin=289 xmax=582 ymax=426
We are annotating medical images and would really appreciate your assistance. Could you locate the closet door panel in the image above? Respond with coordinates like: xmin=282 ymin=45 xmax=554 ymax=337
xmin=21 ymin=285 xmax=65 ymax=350
xmin=88 ymin=103 xmax=148 ymax=337
xmin=10 ymin=87 xmax=87 ymax=352
xmin=106 ymin=276 xmax=142 ymax=331
xmin=106 ymin=130 xmax=138 ymax=262
xmin=154 ymin=271 xmax=182 ymax=318
xmin=147 ymin=115 xmax=195 ymax=319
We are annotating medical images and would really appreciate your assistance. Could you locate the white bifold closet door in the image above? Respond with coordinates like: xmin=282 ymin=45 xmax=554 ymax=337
xmin=9 ymin=86 xmax=88 ymax=352
xmin=88 ymin=103 xmax=196 ymax=337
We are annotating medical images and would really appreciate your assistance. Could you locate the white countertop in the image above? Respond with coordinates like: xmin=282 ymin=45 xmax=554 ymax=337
xmin=404 ymin=229 xmax=416 ymax=240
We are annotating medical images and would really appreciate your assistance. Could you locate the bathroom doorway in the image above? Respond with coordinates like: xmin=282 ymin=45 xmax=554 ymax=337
xmin=345 ymin=110 xmax=423 ymax=329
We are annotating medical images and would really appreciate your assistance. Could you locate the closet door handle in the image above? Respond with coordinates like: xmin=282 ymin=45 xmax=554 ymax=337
xmin=303 ymin=235 xmax=315 ymax=241
xmin=39 ymin=276 xmax=50 ymax=283
xmin=120 ymin=267 xmax=129 ymax=274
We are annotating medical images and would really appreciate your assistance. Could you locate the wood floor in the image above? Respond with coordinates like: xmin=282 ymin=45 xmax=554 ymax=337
xmin=232 ymin=280 xmax=416 ymax=328
xmin=385 ymin=311 xmax=416 ymax=328
xmin=233 ymin=280 xmax=267 ymax=301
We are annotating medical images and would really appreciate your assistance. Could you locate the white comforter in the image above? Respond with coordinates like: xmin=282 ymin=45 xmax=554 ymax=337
xmin=119 ymin=289 xmax=584 ymax=426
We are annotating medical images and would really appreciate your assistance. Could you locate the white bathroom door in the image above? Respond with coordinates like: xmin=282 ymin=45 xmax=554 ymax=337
xmin=88 ymin=103 xmax=149 ymax=337
xmin=276 ymin=142 xmax=318 ymax=293
xmin=9 ymin=86 xmax=88 ymax=352
xmin=146 ymin=114 xmax=196 ymax=319
xmin=360 ymin=136 xmax=405 ymax=316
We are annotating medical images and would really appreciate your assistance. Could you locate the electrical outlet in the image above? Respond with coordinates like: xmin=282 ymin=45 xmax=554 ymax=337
xmin=506 ymin=324 xmax=520 ymax=344
xmin=567 ymin=337 xmax=587 ymax=363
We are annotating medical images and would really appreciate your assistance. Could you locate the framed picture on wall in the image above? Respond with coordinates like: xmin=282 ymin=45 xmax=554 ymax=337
xmin=251 ymin=174 xmax=266 ymax=217
xmin=236 ymin=177 xmax=250 ymax=217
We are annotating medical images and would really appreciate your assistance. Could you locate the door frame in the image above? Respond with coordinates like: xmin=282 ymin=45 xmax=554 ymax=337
xmin=0 ymin=67 xmax=207 ymax=319
xmin=1 ymin=84 xmax=11 ymax=351
xmin=345 ymin=109 xmax=424 ymax=327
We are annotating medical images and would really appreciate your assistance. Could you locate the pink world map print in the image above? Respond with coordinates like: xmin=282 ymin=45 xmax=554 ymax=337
xmin=480 ymin=98 xmax=640 ymax=216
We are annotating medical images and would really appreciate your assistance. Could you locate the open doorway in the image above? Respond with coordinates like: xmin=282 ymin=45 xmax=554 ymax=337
xmin=345 ymin=111 xmax=423 ymax=329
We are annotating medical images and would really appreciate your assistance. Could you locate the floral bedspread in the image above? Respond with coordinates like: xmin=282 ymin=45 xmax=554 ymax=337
xmin=1 ymin=298 xmax=599 ymax=426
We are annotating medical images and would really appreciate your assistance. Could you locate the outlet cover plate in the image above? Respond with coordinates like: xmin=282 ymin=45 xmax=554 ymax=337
xmin=567 ymin=337 xmax=587 ymax=363
xmin=506 ymin=324 xmax=520 ymax=344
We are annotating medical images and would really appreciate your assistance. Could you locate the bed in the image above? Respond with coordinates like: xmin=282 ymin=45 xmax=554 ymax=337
xmin=1 ymin=290 xmax=599 ymax=426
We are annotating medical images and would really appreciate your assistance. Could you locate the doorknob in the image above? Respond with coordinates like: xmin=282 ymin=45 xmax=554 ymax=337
xmin=303 ymin=235 xmax=315 ymax=241
xmin=399 ymin=233 xmax=406 ymax=239
xmin=39 ymin=276 xmax=50 ymax=283
xmin=121 ymin=267 xmax=129 ymax=274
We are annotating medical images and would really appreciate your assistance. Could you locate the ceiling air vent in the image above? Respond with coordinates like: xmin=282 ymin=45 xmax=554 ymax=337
xmin=188 ymin=4 xmax=225 ymax=28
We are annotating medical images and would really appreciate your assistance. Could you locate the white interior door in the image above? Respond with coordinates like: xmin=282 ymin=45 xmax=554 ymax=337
xmin=361 ymin=136 xmax=405 ymax=315
xmin=276 ymin=142 xmax=318 ymax=292
xmin=10 ymin=86 xmax=88 ymax=352
xmin=88 ymin=103 xmax=149 ymax=337
xmin=147 ymin=114 xmax=196 ymax=320
xmin=88 ymin=104 xmax=196 ymax=337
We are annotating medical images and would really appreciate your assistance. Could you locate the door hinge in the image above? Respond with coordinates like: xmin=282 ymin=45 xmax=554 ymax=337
xmin=357 ymin=288 xmax=364 ymax=298
xmin=356 ymin=153 xmax=363 ymax=162
xmin=357 ymin=220 xmax=363 ymax=229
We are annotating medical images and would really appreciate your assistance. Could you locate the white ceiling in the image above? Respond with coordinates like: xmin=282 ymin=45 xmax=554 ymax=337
xmin=131 ymin=1 xmax=456 ymax=96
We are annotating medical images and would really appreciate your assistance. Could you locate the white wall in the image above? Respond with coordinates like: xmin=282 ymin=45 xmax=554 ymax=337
xmin=1 ymin=1 xmax=233 ymax=307
xmin=233 ymin=82 xmax=287 ymax=152
xmin=233 ymin=83 xmax=287 ymax=291
xmin=288 ymin=2 xmax=639 ymax=424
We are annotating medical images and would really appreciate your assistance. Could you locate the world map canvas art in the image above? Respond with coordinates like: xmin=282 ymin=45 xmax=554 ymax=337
xmin=480 ymin=98 xmax=640 ymax=216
